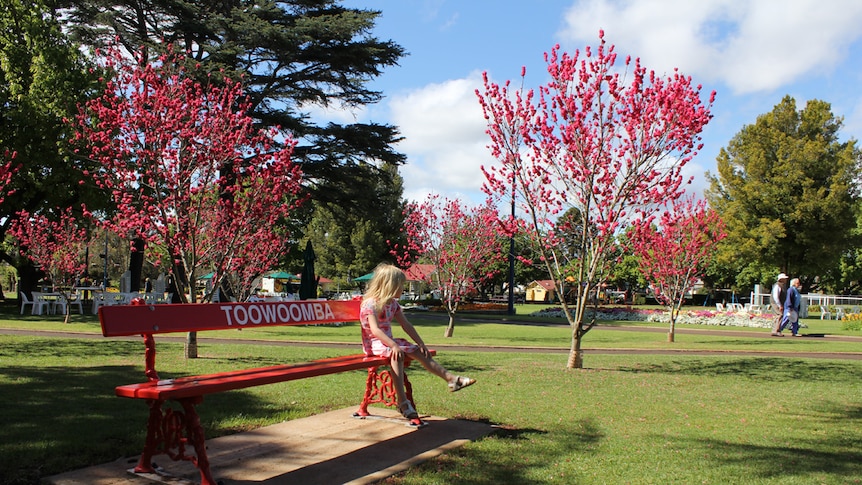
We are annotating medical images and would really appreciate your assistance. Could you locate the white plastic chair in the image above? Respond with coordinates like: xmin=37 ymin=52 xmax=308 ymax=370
xmin=54 ymin=294 xmax=84 ymax=315
xmin=30 ymin=292 xmax=52 ymax=315
xmin=19 ymin=292 xmax=35 ymax=315
xmin=836 ymin=307 xmax=846 ymax=320
xmin=820 ymin=307 xmax=832 ymax=320
xmin=715 ymin=303 xmax=725 ymax=312
xmin=91 ymin=292 xmax=109 ymax=313
xmin=747 ymin=304 xmax=762 ymax=315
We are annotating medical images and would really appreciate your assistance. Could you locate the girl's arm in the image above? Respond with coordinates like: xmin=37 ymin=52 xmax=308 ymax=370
xmin=395 ymin=308 xmax=432 ymax=357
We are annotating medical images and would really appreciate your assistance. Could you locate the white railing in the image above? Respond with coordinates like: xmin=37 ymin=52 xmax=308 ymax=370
xmin=751 ymin=285 xmax=862 ymax=319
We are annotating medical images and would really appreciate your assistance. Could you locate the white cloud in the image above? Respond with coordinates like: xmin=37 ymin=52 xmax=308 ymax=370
xmin=559 ymin=0 xmax=862 ymax=94
xmin=681 ymin=160 xmax=711 ymax=200
xmin=389 ymin=72 xmax=494 ymax=204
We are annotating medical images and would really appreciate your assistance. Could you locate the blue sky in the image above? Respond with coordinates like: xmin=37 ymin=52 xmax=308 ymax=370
xmin=332 ymin=0 xmax=862 ymax=205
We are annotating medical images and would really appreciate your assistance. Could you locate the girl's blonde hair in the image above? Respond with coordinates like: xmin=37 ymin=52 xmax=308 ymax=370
xmin=363 ymin=263 xmax=406 ymax=311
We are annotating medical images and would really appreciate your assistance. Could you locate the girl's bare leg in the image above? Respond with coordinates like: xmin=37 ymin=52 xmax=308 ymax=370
xmin=389 ymin=353 xmax=409 ymax=405
xmin=408 ymin=351 xmax=454 ymax=383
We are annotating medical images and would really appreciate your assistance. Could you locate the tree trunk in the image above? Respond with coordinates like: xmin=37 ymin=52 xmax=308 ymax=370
xmin=567 ymin=328 xmax=584 ymax=369
xmin=444 ymin=313 xmax=455 ymax=338
xmin=185 ymin=332 xmax=198 ymax=359
xmin=15 ymin=261 xmax=41 ymax=298
xmin=668 ymin=307 xmax=677 ymax=342
xmin=129 ymin=238 xmax=145 ymax=292
xmin=169 ymin=258 xmax=198 ymax=359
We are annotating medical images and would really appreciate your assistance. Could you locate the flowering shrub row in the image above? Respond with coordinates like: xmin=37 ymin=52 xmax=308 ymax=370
xmin=842 ymin=313 xmax=862 ymax=331
xmin=531 ymin=307 xmax=777 ymax=329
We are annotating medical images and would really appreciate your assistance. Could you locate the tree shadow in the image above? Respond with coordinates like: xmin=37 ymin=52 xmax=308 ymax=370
xmin=615 ymin=357 xmax=862 ymax=383
xmin=669 ymin=429 xmax=862 ymax=480
xmin=0 ymin=339 xmax=334 ymax=484
xmin=400 ymin=418 xmax=605 ymax=485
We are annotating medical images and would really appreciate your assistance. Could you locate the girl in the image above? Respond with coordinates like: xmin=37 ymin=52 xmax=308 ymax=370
xmin=360 ymin=263 xmax=475 ymax=420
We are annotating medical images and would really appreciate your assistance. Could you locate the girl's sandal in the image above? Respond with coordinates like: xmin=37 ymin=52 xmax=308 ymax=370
xmin=448 ymin=375 xmax=476 ymax=392
xmin=399 ymin=400 xmax=419 ymax=420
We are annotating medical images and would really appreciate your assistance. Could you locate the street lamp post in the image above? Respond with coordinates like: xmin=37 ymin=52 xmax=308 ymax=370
xmin=507 ymin=177 xmax=516 ymax=316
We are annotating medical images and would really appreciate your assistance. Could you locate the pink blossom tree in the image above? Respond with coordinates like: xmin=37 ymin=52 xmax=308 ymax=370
xmin=0 ymin=150 xmax=20 ymax=204
xmin=395 ymin=195 xmax=505 ymax=337
xmin=478 ymin=32 xmax=715 ymax=368
xmin=629 ymin=196 xmax=726 ymax=342
xmin=73 ymin=47 xmax=303 ymax=357
xmin=11 ymin=206 xmax=89 ymax=323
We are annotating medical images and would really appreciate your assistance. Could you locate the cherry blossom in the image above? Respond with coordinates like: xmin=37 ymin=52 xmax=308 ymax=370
xmin=478 ymin=32 xmax=715 ymax=368
xmin=394 ymin=195 xmax=505 ymax=337
xmin=629 ymin=195 xmax=726 ymax=342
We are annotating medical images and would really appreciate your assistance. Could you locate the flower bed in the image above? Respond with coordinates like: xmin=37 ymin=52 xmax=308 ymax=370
xmin=403 ymin=302 xmax=508 ymax=313
xmin=531 ymin=306 xmax=776 ymax=328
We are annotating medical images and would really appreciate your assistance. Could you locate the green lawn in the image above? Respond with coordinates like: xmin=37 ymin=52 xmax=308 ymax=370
xmin=1 ymin=302 xmax=861 ymax=484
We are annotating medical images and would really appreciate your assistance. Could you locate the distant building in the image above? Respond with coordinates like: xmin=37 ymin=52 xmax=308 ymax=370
xmin=525 ymin=280 xmax=556 ymax=302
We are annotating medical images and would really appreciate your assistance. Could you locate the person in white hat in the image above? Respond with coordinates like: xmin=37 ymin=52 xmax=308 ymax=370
xmin=770 ymin=273 xmax=789 ymax=336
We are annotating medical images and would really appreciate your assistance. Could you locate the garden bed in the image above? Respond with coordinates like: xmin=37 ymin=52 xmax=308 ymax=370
xmin=402 ymin=302 xmax=509 ymax=313
xmin=531 ymin=306 xmax=777 ymax=329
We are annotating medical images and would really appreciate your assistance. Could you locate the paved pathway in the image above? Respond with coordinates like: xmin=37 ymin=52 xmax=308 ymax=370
xmin=46 ymin=408 xmax=493 ymax=485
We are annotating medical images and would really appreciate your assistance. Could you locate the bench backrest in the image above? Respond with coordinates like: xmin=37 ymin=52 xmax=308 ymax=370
xmin=100 ymin=300 xmax=362 ymax=337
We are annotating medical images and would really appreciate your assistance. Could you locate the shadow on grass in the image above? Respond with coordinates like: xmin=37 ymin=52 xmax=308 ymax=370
xmin=671 ymin=430 xmax=862 ymax=481
xmin=615 ymin=357 xmax=862 ymax=383
xmin=397 ymin=418 xmax=604 ymax=485
xmin=0 ymin=339 xmax=325 ymax=485
xmin=649 ymin=400 xmax=862 ymax=481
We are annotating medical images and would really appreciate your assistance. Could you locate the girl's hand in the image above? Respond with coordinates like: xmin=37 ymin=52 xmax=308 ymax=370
xmin=417 ymin=344 xmax=432 ymax=359
xmin=390 ymin=345 xmax=405 ymax=362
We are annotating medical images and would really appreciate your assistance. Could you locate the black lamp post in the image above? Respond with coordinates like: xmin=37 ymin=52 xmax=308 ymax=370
xmin=507 ymin=176 xmax=516 ymax=316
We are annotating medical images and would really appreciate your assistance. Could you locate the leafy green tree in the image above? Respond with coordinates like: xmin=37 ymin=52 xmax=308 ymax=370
xmin=303 ymin=162 xmax=406 ymax=280
xmin=608 ymin=231 xmax=648 ymax=294
xmin=820 ymin=203 xmax=862 ymax=293
xmin=0 ymin=0 xmax=105 ymax=292
xmin=479 ymin=231 xmax=548 ymax=299
xmin=706 ymin=96 xmax=862 ymax=290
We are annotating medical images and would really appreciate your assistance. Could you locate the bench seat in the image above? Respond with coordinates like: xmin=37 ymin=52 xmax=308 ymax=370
xmin=116 ymin=353 xmax=389 ymax=400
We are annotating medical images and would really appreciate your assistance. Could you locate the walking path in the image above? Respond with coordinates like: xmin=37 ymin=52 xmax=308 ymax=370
xmin=4 ymin=323 xmax=861 ymax=359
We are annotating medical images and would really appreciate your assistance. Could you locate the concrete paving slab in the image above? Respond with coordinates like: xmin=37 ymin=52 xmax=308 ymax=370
xmin=46 ymin=407 xmax=493 ymax=485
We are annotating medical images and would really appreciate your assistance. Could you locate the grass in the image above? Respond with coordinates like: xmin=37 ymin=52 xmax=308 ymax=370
xmin=1 ymin=302 xmax=861 ymax=484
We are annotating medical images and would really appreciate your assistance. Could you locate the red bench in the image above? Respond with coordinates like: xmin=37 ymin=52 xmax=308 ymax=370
xmin=100 ymin=299 xmax=429 ymax=485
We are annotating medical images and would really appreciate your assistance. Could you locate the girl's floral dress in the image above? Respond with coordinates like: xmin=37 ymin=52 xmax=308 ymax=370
xmin=359 ymin=297 xmax=418 ymax=357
